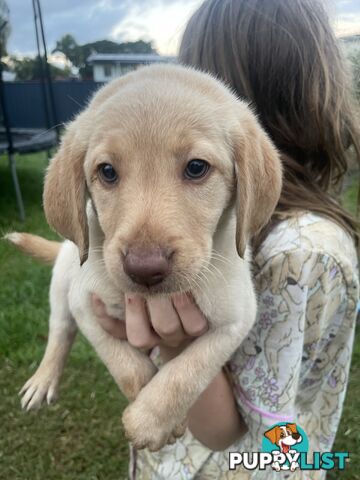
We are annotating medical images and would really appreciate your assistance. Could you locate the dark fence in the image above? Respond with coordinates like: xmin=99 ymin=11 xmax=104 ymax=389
xmin=3 ymin=81 xmax=104 ymax=129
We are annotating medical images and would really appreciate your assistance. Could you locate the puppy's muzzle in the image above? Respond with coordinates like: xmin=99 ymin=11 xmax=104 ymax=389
xmin=123 ymin=247 xmax=172 ymax=287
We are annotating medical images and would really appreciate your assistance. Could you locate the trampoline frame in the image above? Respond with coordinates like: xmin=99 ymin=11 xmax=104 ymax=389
xmin=9 ymin=152 xmax=25 ymax=221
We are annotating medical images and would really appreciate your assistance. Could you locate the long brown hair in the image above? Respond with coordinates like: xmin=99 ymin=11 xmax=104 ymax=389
xmin=179 ymin=0 xmax=360 ymax=250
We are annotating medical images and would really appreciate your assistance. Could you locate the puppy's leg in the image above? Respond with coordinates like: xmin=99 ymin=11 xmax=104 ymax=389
xmin=73 ymin=298 xmax=157 ymax=402
xmin=20 ymin=265 xmax=77 ymax=411
xmin=122 ymin=321 xmax=252 ymax=451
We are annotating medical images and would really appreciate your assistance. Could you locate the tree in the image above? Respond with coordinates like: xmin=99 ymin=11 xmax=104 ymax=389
xmin=53 ymin=34 xmax=82 ymax=68
xmin=53 ymin=35 xmax=157 ymax=79
xmin=11 ymin=55 xmax=72 ymax=81
xmin=348 ymin=50 xmax=360 ymax=101
xmin=341 ymin=36 xmax=360 ymax=103
xmin=81 ymin=39 xmax=156 ymax=57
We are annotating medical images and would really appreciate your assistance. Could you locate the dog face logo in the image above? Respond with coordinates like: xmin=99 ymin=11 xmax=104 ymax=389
xmin=264 ymin=423 xmax=302 ymax=454
xmin=264 ymin=423 xmax=304 ymax=472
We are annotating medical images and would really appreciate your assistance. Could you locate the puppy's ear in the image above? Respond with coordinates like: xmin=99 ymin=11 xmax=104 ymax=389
xmin=264 ymin=426 xmax=280 ymax=445
xmin=233 ymin=108 xmax=282 ymax=257
xmin=286 ymin=423 xmax=298 ymax=434
xmin=43 ymin=123 xmax=89 ymax=264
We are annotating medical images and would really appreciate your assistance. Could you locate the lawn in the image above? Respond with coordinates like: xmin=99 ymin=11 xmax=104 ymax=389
xmin=0 ymin=153 xmax=129 ymax=480
xmin=0 ymin=152 xmax=359 ymax=479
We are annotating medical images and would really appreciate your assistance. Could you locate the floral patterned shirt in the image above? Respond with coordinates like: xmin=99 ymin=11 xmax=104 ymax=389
xmin=130 ymin=213 xmax=359 ymax=480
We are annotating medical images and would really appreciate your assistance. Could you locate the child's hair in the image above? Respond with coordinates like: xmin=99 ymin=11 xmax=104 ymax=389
xmin=179 ymin=0 xmax=360 ymax=250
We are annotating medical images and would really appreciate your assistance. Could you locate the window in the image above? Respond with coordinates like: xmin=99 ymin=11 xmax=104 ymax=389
xmin=104 ymin=64 xmax=112 ymax=77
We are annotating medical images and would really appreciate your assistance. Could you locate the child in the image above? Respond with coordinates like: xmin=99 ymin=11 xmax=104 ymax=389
xmin=93 ymin=1 xmax=359 ymax=478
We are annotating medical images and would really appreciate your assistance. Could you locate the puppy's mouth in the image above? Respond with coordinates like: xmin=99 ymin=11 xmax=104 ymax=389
xmin=127 ymin=282 xmax=174 ymax=296
xmin=120 ymin=270 xmax=195 ymax=296
xmin=109 ymin=262 xmax=207 ymax=296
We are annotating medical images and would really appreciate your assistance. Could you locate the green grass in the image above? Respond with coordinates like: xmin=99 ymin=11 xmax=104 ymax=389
xmin=0 ymin=153 xmax=129 ymax=479
xmin=343 ymin=176 xmax=359 ymax=217
xmin=0 ymin=153 xmax=359 ymax=479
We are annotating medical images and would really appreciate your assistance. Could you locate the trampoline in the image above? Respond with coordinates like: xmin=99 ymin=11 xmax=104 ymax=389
xmin=0 ymin=0 xmax=59 ymax=221
xmin=0 ymin=128 xmax=57 ymax=155
xmin=0 ymin=128 xmax=57 ymax=220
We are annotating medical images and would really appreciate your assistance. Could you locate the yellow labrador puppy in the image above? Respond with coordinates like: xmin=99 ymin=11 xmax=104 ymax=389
xmin=9 ymin=64 xmax=282 ymax=451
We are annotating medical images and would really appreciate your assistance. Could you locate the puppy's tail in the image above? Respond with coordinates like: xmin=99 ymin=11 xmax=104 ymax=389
xmin=4 ymin=232 xmax=61 ymax=265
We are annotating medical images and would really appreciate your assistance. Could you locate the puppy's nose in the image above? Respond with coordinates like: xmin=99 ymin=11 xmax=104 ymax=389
xmin=123 ymin=248 xmax=170 ymax=287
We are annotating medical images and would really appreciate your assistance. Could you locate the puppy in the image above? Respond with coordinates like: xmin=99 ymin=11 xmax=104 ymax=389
xmin=8 ymin=64 xmax=282 ymax=451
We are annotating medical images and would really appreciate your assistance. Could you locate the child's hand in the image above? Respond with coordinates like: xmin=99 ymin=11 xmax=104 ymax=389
xmin=91 ymin=293 xmax=208 ymax=356
xmin=91 ymin=293 xmax=127 ymax=339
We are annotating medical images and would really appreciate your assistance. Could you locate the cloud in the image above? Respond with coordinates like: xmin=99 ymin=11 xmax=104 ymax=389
xmin=110 ymin=0 xmax=202 ymax=54
xmin=7 ymin=0 xmax=129 ymax=56
xmin=333 ymin=0 xmax=360 ymax=36
xmin=7 ymin=0 xmax=202 ymax=56
xmin=6 ymin=0 xmax=360 ymax=57
xmin=335 ymin=18 xmax=360 ymax=37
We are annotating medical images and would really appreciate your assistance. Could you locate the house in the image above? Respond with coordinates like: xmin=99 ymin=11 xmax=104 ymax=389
xmin=87 ymin=53 xmax=176 ymax=82
xmin=340 ymin=34 xmax=360 ymax=56
xmin=2 ymin=70 xmax=15 ymax=81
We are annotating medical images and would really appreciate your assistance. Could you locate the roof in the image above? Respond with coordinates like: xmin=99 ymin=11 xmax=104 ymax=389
xmin=339 ymin=34 xmax=360 ymax=43
xmin=87 ymin=53 xmax=176 ymax=64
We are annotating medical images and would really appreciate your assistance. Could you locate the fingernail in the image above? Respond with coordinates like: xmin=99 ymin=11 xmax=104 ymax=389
xmin=125 ymin=293 xmax=143 ymax=304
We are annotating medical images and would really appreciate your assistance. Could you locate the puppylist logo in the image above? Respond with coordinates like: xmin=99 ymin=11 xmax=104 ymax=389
xmin=229 ymin=423 xmax=349 ymax=473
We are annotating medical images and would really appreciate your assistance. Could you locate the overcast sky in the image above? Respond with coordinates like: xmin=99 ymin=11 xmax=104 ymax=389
xmin=7 ymin=0 xmax=360 ymax=57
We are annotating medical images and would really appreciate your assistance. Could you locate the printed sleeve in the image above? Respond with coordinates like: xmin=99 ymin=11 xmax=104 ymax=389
xmin=225 ymin=248 xmax=354 ymax=442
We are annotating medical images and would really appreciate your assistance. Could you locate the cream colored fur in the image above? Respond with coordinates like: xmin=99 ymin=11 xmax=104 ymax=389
xmin=13 ymin=64 xmax=282 ymax=451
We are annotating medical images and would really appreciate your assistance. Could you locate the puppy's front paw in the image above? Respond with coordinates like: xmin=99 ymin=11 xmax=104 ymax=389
xmin=120 ymin=360 xmax=157 ymax=402
xmin=19 ymin=367 xmax=60 ymax=411
xmin=122 ymin=400 xmax=186 ymax=451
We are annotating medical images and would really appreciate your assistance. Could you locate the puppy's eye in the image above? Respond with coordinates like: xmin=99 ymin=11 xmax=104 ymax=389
xmin=98 ymin=163 xmax=118 ymax=184
xmin=184 ymin=159 xmax=210 ymax=180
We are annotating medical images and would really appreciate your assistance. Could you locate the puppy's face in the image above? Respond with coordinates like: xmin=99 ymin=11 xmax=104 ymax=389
xmin=85 ymin=88 xmax=235 ymax=294
xmin=44 ymin=65 xmax=282 ymax=294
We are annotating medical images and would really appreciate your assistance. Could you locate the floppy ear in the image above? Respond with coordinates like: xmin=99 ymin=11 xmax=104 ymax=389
xmin=233 ymin=108 xmax=282 ymax=257
xmin=286 ymin=423 xmax=298 ymax=434
xmin=264 ymin=426 xmax=280 ymax=445
xmin=42 ymin=73 xmax=137 ymax=264
xmin=43 ymin=124 xmax=89 ymax=264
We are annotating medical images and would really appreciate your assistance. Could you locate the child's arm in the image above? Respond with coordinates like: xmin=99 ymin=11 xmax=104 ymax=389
xmin=160 ymin=344 xmax=248 ymax=451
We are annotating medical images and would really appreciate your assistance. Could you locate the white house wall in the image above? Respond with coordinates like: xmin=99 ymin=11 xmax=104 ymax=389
xmin=93 ymin=63 xmax=142 ymax=82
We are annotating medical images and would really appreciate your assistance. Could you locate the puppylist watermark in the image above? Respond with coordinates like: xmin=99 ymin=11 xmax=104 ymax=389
xmin=229 ymin=423 xmax=349 ymax=473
